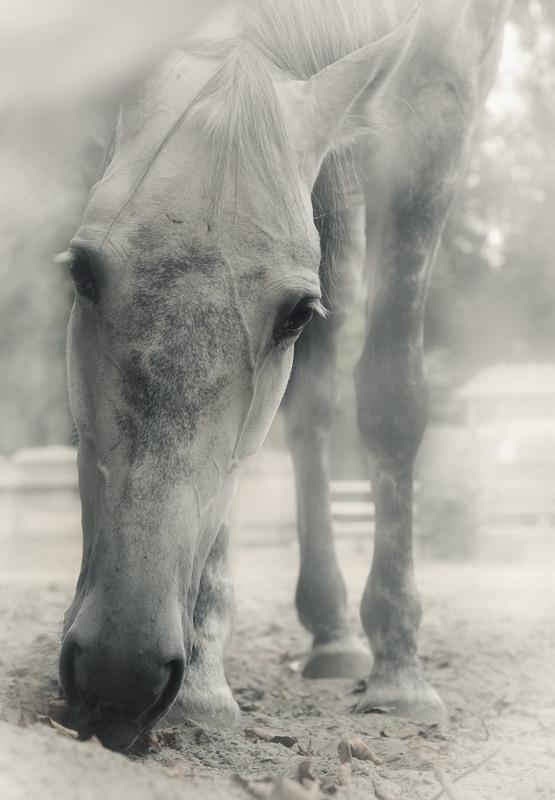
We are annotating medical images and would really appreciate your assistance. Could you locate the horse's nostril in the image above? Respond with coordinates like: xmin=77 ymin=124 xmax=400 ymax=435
xmin=61 ymin=637 xmax=184 ymax=703
xmin=59 ymin=635 xmax=83 ymax=705
xmin=154 ymin=657 xmax=185 ymax=717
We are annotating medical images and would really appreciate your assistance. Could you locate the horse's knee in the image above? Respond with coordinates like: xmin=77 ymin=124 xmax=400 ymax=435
xmin=354 ymin=345 xmax=428 ymax=467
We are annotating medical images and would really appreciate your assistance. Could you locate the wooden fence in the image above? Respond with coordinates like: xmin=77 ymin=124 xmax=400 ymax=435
xmin=1 ymin=446 xmax=551 ymax=542
xmin=330 ymin=479 xmax=374 ymax=536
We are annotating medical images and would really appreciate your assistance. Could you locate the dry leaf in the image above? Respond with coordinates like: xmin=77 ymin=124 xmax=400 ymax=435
xmin=320 ymin=775 xmax=338 ymax=795
xmin=130 ymin=728 xmax=160 ymax=755
xmin=47 ymin=698 xmax=70 ymax=727
xmin=380 ymin=728 xmax=417 ymax=740
xmin=269 ymin=733 xmax=298 ymax=748
xmin=359 ymin=706 xmax=396 ymax=715
xmin=245 ymin=727 xmax=298 ymax=748
xmin=338 ymin=738 xmax=352 ymax=765
xmin=338 ymin=735 xmax=382 ymax=765
xmin=239 ymin=701 xmax=261 ymax=712
xmin=156 ymin=728 xmax=179 ymax=747
xmin=297 ymin=760 xmax=316 ymax=784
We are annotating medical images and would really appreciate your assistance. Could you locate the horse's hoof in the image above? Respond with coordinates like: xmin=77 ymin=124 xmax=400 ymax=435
xmin=303 ymin=637 xmax=372 ymax=679
xmin=354 ymin=660 xmax=447 ymax=723
xmin=164 ymin=684 xmax=241 ymax=728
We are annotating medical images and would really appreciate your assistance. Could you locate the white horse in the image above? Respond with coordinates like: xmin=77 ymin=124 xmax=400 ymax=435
xmin=59 ymin=0 xmax=512 ymax=750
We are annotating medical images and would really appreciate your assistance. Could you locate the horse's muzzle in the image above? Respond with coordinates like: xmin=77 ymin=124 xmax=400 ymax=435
xmin=59 ymin=630 xmax=185 ymax=750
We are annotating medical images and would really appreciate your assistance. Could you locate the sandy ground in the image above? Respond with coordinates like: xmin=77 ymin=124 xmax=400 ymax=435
xmin=1 ymin=514 xmax=554 ymax=800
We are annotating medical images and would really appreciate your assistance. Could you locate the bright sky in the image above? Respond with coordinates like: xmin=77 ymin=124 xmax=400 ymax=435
xmin=486 ymin=22 xmax=528 ymax=124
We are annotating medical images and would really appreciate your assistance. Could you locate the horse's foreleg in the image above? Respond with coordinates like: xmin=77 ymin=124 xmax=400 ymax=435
xmin=353 ymin=71 xmax=479 ymax=720
xmin=283 ymin=177 xmax=372 ymax=680
xmin=354 ymin=277 xmax=445 ymax=719
xmin=166 ymin=525 xmax=239 ymax=726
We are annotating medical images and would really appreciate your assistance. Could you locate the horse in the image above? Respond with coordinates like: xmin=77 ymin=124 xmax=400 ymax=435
xmin=58 ymin=0 xmax=512 ymax=751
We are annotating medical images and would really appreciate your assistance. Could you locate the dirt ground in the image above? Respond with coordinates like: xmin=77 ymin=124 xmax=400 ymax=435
xmin=1 ymin=515 xmax=554 ymax=800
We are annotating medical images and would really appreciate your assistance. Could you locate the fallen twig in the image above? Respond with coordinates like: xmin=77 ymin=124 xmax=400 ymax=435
xmin=434 ymin=769 xmax=461 ymax=800
xmin=429 ymin=748 xmax=500 ymax=800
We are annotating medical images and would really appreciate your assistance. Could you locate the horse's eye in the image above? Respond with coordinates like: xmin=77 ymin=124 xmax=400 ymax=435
xmin=70 ymin=257 xmax=98 ymax=303
xmin=275 ymin=299 xmax=317 ymax=342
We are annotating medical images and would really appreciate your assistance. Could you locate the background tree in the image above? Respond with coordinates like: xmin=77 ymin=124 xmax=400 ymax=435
xmin=426 ymin=0 xmax=555 ymax=381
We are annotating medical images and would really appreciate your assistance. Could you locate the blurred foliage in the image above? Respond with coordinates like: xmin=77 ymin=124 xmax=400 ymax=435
xmin=426 ymin=0 xmax=555 ymax=376
xmin=0 ymin=201 xmax=70 ymax=452
xmin=415 ymin=482 xmax=480 ymax=560
xmin=0 ymin=146 xmax=92 ymax=452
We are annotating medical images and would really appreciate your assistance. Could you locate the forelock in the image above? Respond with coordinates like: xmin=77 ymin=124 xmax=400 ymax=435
xmin=185 ymin=40 xmax=301 ymax=226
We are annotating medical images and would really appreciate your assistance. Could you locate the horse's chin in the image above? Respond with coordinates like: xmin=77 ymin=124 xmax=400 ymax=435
xmin=69 ymin=705 xmax=152 ymax=752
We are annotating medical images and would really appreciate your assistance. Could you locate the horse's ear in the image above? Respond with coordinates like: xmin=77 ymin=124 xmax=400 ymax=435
xmin=287 ymin=5 xmax=420 ymax=186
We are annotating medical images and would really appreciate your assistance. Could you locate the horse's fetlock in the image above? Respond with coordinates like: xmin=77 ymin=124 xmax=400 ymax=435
xmin=295 ymin=569 xmax=349 ymax=643
xmin=361 ymin=576 xmax=422 ymax=661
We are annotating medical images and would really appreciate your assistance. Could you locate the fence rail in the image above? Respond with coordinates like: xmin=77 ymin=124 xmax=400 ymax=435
xmin=330 ymin=479 xmax=374 ymax=537
xmin=2 ymin=447 xmax=552 ymax=541
xmin=0 ymin=446 xmax=79 ymax=535
xmin=482 ymin=486 xmax=555 ymax=528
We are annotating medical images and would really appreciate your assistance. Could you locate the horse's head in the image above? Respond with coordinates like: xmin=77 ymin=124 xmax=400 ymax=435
xmin=59 ymin=12 xmax=414 ymax=750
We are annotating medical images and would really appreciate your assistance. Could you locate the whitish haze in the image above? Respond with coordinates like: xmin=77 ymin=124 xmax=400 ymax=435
xmin=0 ymin=0 xmax=226 ymax=451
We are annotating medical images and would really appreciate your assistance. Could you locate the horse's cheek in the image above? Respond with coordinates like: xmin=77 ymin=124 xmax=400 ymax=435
xmin=235 ymin=349 xmax=294 ymax=463
xmin=67 ymin=319 xmax=100 ymax=441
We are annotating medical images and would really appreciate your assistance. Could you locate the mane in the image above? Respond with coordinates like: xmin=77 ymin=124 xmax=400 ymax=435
xmin=183 ymin=0 xmax=406 ymax=274
xmin=186 ymin=39 xmax=300 ymax=227
xmin=241 ymin=0 xmax=404 ymax=78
